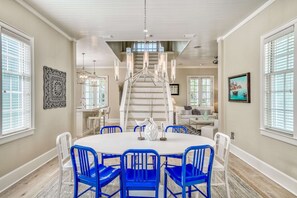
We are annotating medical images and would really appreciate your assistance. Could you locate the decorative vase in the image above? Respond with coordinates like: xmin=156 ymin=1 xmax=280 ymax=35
xmin=144 ymin=118 xmax=159 ymax=141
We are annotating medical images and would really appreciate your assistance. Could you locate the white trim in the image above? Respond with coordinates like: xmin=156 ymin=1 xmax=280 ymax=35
xmin=0 ymin=23 xmax=35 ymax=142
xmin=260 ymin=19 xmax=297 ymax=141
xmin=0 ymin=147 xmax=57 ymax=193
xmin=0 ymin=128 xmax=34 ymax=145
xmin=260 ymin=129 xmax=297 ymax=146
xmin=230 ymin=144 xmax=297 ymax=196
xmin=0 ymin=20 xmax=33 ymax=41
xmin=219 ymin=0 xmax=276 ymax=40
xmin=14 ymin=0 xmax=75 ymax=41
xmin=261 ymin=18 xmax=297 ymax=41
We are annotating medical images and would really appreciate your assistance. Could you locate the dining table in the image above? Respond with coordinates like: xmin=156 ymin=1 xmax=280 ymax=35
xmin=74 ymin=131 xmax=215 ymax=155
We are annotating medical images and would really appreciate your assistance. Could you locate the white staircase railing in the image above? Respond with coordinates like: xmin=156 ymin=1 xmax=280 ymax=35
xmin=120 ymin=74 xmax=130 ymax=130
xmin=165 ymin=78 xmax=174 ymax=125
xmin=120 ymin=53 xmax=174 ymax=130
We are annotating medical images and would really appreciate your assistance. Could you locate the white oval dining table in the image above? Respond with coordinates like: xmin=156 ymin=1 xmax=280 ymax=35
xmin=74 ymin=132 xmax=215 ymax=155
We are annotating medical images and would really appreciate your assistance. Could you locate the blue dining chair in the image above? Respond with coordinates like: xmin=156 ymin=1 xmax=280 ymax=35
xmin=121 ymin=149 xmax=161 ymax=198
xmin=133 ymin=125 xmax=146 ymax=133
xmin=70 ymin=145 xmax=121 ymax=198
xmin=100 ymin=125 xmax=123 ymax=134
xmin=164 ymin=145 xmax=215 ymax=198
xmin=164 ymin=125 xmax=188 ymax=167
xmin=100 ymin=126 xmax=123 ymax=166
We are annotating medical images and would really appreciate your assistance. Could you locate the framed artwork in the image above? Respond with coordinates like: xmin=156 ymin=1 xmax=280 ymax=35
xmin=43 ymin=66 xmax=66 ymax=109
xmin=170 ymin=84 xmax=179 ymax=95
xmin=228 ymin=72 xmax=250 ymax=103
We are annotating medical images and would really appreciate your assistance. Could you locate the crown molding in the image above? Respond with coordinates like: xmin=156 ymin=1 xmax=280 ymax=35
xmin=218 ymin=0 xmax=276 ymax=41
xmin=15 ymin=0 xmax=75 ymax=41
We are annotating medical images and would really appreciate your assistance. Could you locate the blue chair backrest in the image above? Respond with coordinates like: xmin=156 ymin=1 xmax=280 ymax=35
xmin=121 ymin=149 xmax=160 ymax=184
xmin=100 ymin=125 xmax=123 ymax=134
xmin=70 ymin=145 xmax=100 ymax=187
xmin=133 ymin=125 xmax=146 ymax=133
xmin=182 ymin=145 xmax=214 ymax=184
xmin=165 ymin=125 xmax=188 ymax=133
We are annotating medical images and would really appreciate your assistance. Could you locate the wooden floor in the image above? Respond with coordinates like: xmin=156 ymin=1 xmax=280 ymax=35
xmin=0 ymin=151 xmax=295 ymax=198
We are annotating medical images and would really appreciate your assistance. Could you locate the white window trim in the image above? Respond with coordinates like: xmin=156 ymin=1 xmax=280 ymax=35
xmin=0 ymin=21 xmax=35 ymax=145
xmin=186 ymin=75 xmax=215 ymax=111
xmin=260 ymin=18 xmax=297 ymax=146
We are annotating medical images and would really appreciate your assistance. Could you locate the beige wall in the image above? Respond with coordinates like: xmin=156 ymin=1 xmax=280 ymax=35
xmin=0 ymin=0 xmax=73 ymax=176
xmin=222 ymin=0 xmax=297 ymax=179
xmin=173 ymin=68 xmax=218 ymax=111
xmin=76 ymin=68 xmax=126 ymax=119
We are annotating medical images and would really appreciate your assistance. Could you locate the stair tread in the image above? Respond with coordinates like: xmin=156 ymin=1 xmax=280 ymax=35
xmin=130 ymin=97 xmax=164 ymax=99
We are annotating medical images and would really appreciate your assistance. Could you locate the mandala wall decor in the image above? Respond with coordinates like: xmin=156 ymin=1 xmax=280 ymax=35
xmin=43 ymin=66 xmax=66 ymax=109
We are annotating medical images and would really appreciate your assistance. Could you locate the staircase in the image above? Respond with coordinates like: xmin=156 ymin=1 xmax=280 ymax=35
xmin=120 ymin=52 xmax=173 ymax=131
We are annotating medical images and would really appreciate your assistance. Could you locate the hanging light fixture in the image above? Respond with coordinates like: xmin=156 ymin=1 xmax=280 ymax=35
xmin=112 ymin=0 xmax=176 ymax=84
xmin=143 ymin=0 xmax=149 ymax=71
xmin=89 ymin=60 xmax=99 ymax=87
xmin=171 ymin=59 xmax=176 ymax=82
xmin=114 ymin=59 xmax=120 ymax=81
xmin=77 ymin=53 xmax=90 ymax=84
xmin=126 ymin=48 xmax=134 ymax=78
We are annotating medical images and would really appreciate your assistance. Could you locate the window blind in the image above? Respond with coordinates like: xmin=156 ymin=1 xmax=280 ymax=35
xmin=264 ymin=27 xmax=294 ymax=134
xmin=1 ymin=29 xmax=32 ymax=135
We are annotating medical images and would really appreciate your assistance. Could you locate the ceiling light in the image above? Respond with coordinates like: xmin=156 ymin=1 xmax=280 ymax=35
xmin=77 ymin=53 xmax=91 ymax=84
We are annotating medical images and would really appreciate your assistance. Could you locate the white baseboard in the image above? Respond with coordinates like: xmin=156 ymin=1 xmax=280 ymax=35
xmin=230 ymin=144 xmax=297 ymax=196
xmin=0 ymin=147 xmax=57 ymax=193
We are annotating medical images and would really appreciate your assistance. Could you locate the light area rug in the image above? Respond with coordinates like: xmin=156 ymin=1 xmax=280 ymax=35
xmin=35 ymin=166 xmax=262 ymax=198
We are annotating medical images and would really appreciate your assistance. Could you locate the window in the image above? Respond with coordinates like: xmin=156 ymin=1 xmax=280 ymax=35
xmin=0 ymin=25 xmax=33 ymax=141
xmin=83 ymin=77 xmax=108 ymax=108
xmin=132 ymin=41 xmax=159 ymax=52
xmin=261 ymin=21 xmax=297 ymax=145
xmin=187 ymin=76 xmax=214 ymax=107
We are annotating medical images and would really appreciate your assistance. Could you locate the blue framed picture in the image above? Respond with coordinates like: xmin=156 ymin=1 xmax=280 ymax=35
xmin=228 ymin=72 xmax=250 ymax=103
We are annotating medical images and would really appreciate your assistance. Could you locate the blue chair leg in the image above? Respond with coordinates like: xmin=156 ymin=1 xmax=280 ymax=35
xmin=182 ymin=186 xmax=186 ymax=198
xmin=101 ymin=154 xmax=104 ymax=165
xmin=188 ymin=186 xmax=192 ymax=197
xmin=164 ymin=172 xmax=167 ymax=198
xmin=155 ymin=186 xmax=159 ymax=198
xmin=207 ymin=181 xmax=212 ymax=198
xmin=73 ymin=182 xmax=78 ymax=198
xmin=120 ymin=174 xmax=123 ymax=198
xmin=95 ymin=186 xmax=100 ymax=198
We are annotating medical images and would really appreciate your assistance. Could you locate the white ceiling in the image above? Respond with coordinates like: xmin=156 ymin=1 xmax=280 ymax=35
xmin=23 ymin=0 xmax=268 ymax=67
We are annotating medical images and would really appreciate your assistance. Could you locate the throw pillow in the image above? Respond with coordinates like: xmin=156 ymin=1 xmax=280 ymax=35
xmin=192 ymin=109 xmax=201 ymax=115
